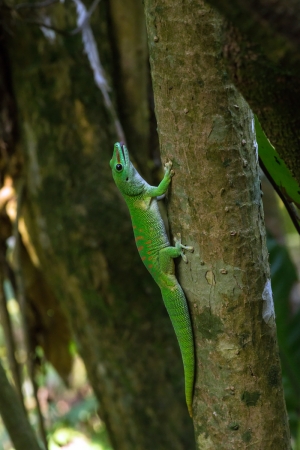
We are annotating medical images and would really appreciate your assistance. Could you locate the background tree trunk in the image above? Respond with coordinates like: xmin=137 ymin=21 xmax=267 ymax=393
xmin=202 ymin=0 xmax=300 ymax=185
xmin=4 ymin=1 xmax=195 ymax=449
xmin=144 ymin=0 xmax=290 ymax=448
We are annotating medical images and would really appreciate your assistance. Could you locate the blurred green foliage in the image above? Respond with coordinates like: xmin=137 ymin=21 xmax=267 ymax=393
xmin=267 ymin=233 xmax=300 ymax=445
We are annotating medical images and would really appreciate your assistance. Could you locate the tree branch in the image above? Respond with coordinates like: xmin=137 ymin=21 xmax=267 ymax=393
xmin=0 ymin=267 xmax=24 ymax=406
xmin=0 ymin=359 xmax=42 ymax=450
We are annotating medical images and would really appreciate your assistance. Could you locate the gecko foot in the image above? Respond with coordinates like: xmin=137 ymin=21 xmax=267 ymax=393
xmin=181 ymin=244 xmax=194 ymax=252
xmin=181 ymin=253 xmax=188 ymax=263
xmin=174 ymin=233 xmax=194 ymax=263
xmin=164 ymin=160 xmax=174 ymax=178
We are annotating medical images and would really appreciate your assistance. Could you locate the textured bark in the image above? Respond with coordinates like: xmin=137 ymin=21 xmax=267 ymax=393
xmin=6 ymin=2 xmax=194 ymax=449
xmin=144 ymin=0 xmax=290 ymax=448
xmin=200 ymin=0 xmax=300 ymax=186
xmin=223 ymin=26 xmax=300 ymax=187
xmin=198 ymin=0 xmax=300 ymax=70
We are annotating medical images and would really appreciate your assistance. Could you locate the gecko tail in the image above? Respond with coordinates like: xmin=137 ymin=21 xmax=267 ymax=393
xmin=161 ymin=283 xmax=195 ymax=417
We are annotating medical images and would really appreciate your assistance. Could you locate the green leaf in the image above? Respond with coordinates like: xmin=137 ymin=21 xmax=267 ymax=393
xmin=256 ymin=116 xmax=300 ymax=232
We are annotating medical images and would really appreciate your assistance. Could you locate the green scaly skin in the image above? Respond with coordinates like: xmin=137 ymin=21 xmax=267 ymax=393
xmin=110 ymin=142 xmax=195 ymax=417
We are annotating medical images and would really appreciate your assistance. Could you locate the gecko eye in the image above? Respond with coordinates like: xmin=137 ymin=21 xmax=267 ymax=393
xmin=115 ymin=164 xmax=123 ymax=172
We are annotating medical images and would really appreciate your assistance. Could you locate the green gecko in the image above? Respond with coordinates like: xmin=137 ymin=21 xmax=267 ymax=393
xmin=110 ymin=142 xmax=195 ymax=417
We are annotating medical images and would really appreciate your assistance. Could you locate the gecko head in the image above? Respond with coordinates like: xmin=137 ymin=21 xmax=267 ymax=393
xmin=110 ymin=142 xmax=128 ymax=172
xmin=110 ymin=142 xmax=145 ymax=195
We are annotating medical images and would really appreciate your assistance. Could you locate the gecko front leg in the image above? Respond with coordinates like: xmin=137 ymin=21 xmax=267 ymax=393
xmin=148 ymin=160 xmax=175 ymax=197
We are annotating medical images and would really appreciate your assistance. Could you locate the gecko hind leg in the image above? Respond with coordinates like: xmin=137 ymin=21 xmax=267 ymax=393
xmin=174 ymin=233 xmax=194 ymax=263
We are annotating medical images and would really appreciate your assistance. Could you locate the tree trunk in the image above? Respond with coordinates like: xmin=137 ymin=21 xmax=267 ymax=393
xmin=144 ymin=0 xmax=290 ymax=448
